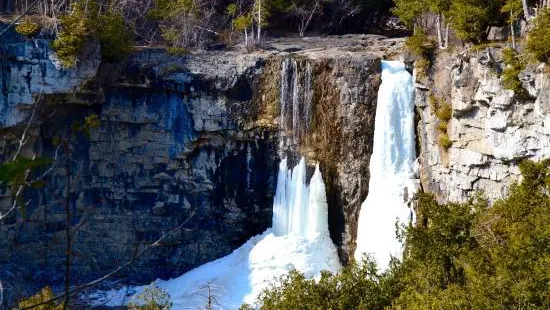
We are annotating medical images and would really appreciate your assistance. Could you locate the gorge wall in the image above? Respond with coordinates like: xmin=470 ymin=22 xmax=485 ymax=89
xmin=0 ymin=28 xmax=401 ymax=301
xmin=415 ymin=46 xmax=550 ymax=203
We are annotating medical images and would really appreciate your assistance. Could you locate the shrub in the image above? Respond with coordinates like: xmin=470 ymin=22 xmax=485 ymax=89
xmin=256 ymin=261 xmax=400 ymax=310
xmin=16 ymin=20 xmax=40 ymax=37
xmin=52 ymin=0 xmax=99 ymax=67
xmin=166 ymin=46 xmax=189 ymax=56
xmin=18 ymin=286 xmax=64 ymax=310
xmin=501 ymin=48 xmax=527 ymax=98
xmin=406 ymin=29 xmax=435 ymax=81
xmin=97 ymin=11 xmax=134 ymax=62
xmin=448 ymin=0 xmax=493 ymax=43
xmin=52 ymin=0 xmax=133 ymax=67
xmin=435 ymin=101 xmax=452 ymax=122
xmin=405 ymin=28 xmax=435 ymax=59
xmin=253 ymin=159 xmax=550 ymax=309
xmin=128 ymin=284 xmax=173 ymax=310
xmin=438 ymin=133 xmax=453 ymax=149
xmin=527 ymin=9 xmax=550 ymax=63
xmin=437 ymin=120 xmax=448 ymax=132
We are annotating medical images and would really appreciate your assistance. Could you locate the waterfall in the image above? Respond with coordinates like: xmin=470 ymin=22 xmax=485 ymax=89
xmin=273 ymin=158 xmax=330 ymax=239
xmin=92 ymin=57 xmax=340 ymax=309
xmin=93 ymin=156 xmax=340 ymax=309
xmin=354 ymin=61 xmax=417 ymax=270
xmin=279 ymin=58 xmax=313 ymax=152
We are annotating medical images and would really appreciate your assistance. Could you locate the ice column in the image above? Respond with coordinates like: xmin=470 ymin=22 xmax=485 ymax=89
xmin=354 ymin=61 xmax=417 ymax=270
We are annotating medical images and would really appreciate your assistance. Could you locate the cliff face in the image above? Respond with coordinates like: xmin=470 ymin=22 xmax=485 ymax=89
xmin=0 ymin=31 xmax=279 ymax=298
xmin=416 ymin=47 xmax=550 ymax=203
xmin=0 ymin=28 xmax=401 ymax=297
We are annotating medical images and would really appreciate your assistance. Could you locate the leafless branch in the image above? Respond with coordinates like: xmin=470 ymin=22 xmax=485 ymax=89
xmin=0 ymin=0 xmax=40 ymax=38
xmin=18 ymin=208 xmax=196 ymax=310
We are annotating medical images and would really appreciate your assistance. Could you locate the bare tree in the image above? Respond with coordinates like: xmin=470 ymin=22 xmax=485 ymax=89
xmin=522 ymin=0 xmax=532 ymax=20
xmin=18 ymin=212 xmax=196 ymax=310
xmin=289 ymin=0 xmax=325 ymax=37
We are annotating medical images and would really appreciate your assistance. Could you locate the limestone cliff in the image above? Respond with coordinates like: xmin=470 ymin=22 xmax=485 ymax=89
xmin=0 ymin=27 xmax=403 ymax=300
xmin=416 ymin=46 xmax=550 ymax=203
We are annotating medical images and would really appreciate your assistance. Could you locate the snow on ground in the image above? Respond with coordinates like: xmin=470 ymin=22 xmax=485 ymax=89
xmin=90 ymin=230 xmax=341 ymax=310
xmin=89 ymin=159 xmax=342 ymax=309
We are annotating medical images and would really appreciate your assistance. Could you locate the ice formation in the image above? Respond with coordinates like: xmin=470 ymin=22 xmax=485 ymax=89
xmin=90 ymin=158 xmax=340 ymax=309
xmin=354 ymin=61 xmax=417 ymax=270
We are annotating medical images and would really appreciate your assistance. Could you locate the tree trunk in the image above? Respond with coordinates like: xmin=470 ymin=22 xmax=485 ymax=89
xmin=244 ymin=28 xmax=248 ymax=46
xmin=511 ymin=11 xmax=517 ymax=50
xmin=436 ymin=13 xmax=444 ymax=48
xmin=444 ymin=23 xmax=450 ymax=48
xmin=63 ymin=142 xmax=72 ymax=310
xmin=257 ymin=0 xmax=261 ymax=43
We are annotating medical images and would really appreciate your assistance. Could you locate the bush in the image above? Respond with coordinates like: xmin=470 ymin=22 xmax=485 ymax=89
xmin=128 ymin=284 xmax=173 ymax=310
xmin=52 ymin=0 xmax=133 ymax=67
xmin=166 ymin=46 xmax=189 ymax=56
xmin=405 ymin=29 xmax=436 ymax=59
xmin=438 ymin=133 xmax=453 ymax=149
xmin=448 ymin=0 xmax=494 ymax=43
xmin=16 ymin=20 xmax=40 ymax=37
xmin=527 ymin=9 xmax=550 ymax=63
xmin=52 ymin=0 xmax=99 ymax=67
xmin=502 ymin=48 xmax=527 ymax=98
xmin=435 ymin=101 xmax=452 ymax=122
xmin=256 ymin=261 xmax=400 ymax=310
xmin=254 ymin=159 xmax=550 ymax=310
xmin=97 ymin=11 xmax=134 ymax=62
xmin=18 ymin=286 xmax=64 ymax=310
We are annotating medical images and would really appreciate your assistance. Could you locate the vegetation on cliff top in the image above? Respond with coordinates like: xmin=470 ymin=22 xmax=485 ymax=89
xmin=254 ymin=159 xmax=550 ymax=310
xmin=3 ymin=0 xmax=550 ymax=69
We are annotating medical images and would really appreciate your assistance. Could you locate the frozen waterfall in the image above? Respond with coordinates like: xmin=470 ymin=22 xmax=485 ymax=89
xmin=354 ymin=61 xmax=417 ymax=270
xmin=91 ymin=158 xmax=340 ymax=309
xmin=273 ymin=158 xmax=330 ymax=239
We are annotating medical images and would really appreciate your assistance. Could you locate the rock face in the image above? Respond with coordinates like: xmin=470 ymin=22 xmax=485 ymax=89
xmin=416 ymin=47 xmax=550 ymax=203
xmin=0 ymin=31 xmax=279 ymax=300
xmin=0 ymin=28 xmax=401 ymax=300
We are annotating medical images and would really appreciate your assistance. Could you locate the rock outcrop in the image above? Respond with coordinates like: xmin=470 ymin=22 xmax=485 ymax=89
xmin=416 ymin=46 xmax=550 ymax=203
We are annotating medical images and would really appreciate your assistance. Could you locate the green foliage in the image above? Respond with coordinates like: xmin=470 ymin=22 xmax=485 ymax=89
xmin=526 ymin=9 xmax=550 ymax=63
xmin=52 ymin=0 xmax=133 ymax=67
xmin=18 ymin=286 xmax=64 ymax=310
xmin=435 ymin=100 xmax=452 ymax=122
xmin=227 ymin=3 xmax=238 ymax=16
xmin=406 ymin=29 xmax=435 ymax=80
xmin=0 ymin=157 xmax=50 ymax=187
xmin=392 ymin=0 xmax=426 ymax=28
xmin=501 ymin=0 xmax=523 ymax=22
xmin=167 ymin=47 xmax=189 ymax=56
xmin=405 ymin=29 xmax=435 ymax=59
xmin=502 ymin=48 xmax=527 ymax=97
xmin=15 ymin=20 xmax=40 ymax=37
xmin=149 ymin=0 xmax=198 ymax=20
xmin=234 ymin=14 xmax=253 ymax=31
xmin=97 ymin=11 xmax=134 ymax=62
xmin=438 ymin=133 xmax=452 ymax=149
xmin=256 ymin=260 xmax=400 ymax=310
xmin=448 ymin=0 xmax=493 ymax=43
xmin=255 ymin=159 xmax=550 ymax=310
xmin=430 ymin=95 xmax=453 ymax=150
xmin=128 ymin=284 xmax=173 ymax=310
xmin=52 ymin=0 xmax=98 ymax=67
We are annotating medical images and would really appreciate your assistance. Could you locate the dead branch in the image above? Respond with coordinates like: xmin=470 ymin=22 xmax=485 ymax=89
xmin=18 ymin=208 xmax=196 ymax=310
